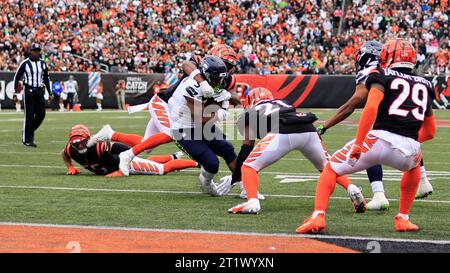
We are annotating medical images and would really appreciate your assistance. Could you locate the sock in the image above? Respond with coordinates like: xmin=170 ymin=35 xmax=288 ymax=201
xmin=111 ymin=132 xmax=143 ymax=147
xmin=131 ymin=132 xmax=172 ymax=156
xmin=397 ymin=213 xmax=409 ymax=221
xmin=199 ymin=167 xmax=216 ymax=185
xmin=312 ymin=210 xmax=325 ymax=218
xmin=241 ymin=165 xmax=259 ymax=200
xmin=336 ymin=176 xmax=351 ymax=190
xmin=16 ymin=103 xmax=21 ymax=111
xmin=420 ymin=159 xmax=427 ymax=181
xmin=147 ymin=155 xmax=173 ymax=163
xmin=314 ymin=163 xmax=337 ymax=212
xmin=398 ymin=166 xmax=421 ymax=215
xmin=163 ymin=159 xmax=198 ymax=174
xmin=370 ymin=181 xmax=384 ymax=193
xmin=97 ymin=103 xmax=102 ymax=109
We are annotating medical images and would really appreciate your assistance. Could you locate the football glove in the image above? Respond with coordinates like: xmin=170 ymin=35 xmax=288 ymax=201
xmin=200 ymin=81 xmax=214 ymax=98
xmin=216 ymin=108 xmax=229 ymax=122
xmin=217 ymin=175 xmax=238 ymax=196
xmin=316 ymin=124 xmax=327 ymax=135
xmin=213 ymin=90 xmax=231 ymax=103
xmin=67 ymin=166 xmax=81 ymax=175
xmin=348 ymin=144 xmax=363 ymax=166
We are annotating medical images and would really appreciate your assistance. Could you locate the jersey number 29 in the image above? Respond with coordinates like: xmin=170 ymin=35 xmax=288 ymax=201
xmin=389 ymin=78 xmax=428 ymax=121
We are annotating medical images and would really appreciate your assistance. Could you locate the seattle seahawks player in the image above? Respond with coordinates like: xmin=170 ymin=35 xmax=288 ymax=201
xmin=316 ymin=40 xmax=433 ymax=210
xmin=168 ymin=55 xmax=237 ymax=196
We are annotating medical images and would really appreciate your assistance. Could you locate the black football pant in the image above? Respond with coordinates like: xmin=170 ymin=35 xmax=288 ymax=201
xmin=23 ymin=86 xmax=46 ymax=143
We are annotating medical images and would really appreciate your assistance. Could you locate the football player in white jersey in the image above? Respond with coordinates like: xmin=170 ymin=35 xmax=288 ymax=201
xmin=168 ymin=56 xmax=237 ymax=196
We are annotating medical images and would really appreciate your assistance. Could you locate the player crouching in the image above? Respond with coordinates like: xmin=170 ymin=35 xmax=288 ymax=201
xmin=296 ymin=39 xmax=436 ymax=234
xmin=62 ymin=124 xmax=198 ymax=177
xmin=225 ymin=87 xmax=366 ymax=214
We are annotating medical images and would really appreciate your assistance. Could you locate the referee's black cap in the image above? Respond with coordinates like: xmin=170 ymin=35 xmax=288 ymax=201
xmin=30 ymin=43 xmax=41 ymax=51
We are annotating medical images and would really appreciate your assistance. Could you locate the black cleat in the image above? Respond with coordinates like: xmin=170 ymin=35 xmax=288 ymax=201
xmin=23 ymin=142 xmax=37 ymax=148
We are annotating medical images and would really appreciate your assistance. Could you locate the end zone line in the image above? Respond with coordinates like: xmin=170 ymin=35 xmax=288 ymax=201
xmin=1 ymin=184 xmax=450 ymax=204
xmin=0 ymin=221 xmax=449 ymax=245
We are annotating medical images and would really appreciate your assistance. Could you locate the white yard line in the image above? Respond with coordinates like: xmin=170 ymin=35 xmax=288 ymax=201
xmin=1 ymin=184 xmax=450 ymax=204
xmin=0 ymin=221 xmax=449 ymax=245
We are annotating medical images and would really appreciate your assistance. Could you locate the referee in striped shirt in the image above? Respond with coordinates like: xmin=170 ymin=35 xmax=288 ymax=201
xmin=13 ymin=43 xmax=53 ymax=147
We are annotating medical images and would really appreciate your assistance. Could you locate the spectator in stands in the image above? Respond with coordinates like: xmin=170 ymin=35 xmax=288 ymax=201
xmin=0 ymin=0 xmax=448 ymax=76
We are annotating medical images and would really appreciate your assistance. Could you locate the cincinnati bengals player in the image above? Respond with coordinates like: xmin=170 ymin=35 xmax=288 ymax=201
xmin=316 ymin=40 xmax=433 ymax=210
xmin=223 ymin=87 xmax=365 ymax=214
xmin=88 ymin=45 xmax=240 ymax=170
xmin=62 ymin=124 xmax=198 ymax=177
xmin=297 ymin=39 xmax=436 ymax=234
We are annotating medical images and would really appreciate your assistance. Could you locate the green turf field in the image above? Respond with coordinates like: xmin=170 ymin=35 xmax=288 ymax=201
xmin=0 ymin=109 xmax=449 ymax=241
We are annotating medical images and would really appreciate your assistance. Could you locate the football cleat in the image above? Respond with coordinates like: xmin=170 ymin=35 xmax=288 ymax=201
xmin=118 ymin=150 xmax=134 ymax=176
xmin=172 ymin=151 xmax=184 ymax=160
xmin=88 ymin=124 xmax=114 ymax=147
xmin=296 ymin=213 xmax=326 ymax=234
xmin=347 ymin=184 xmax=366 ymax=213
xmin=228 ymin=198 xmax=261 ymax=214
xmin=22 ymin=142 xmax=37 ymax=148
xmin=367 ymin=192 xmax=390 ymax=211
xmin=238 ymin=182 xmax=265 ymax=200
xmin=106 ymin=170 xmax=124 ymax=177
xmin=415 ymin=175 xmax=433 ymax=199
xmin=394 ymin=216 xmax=419 ymax=232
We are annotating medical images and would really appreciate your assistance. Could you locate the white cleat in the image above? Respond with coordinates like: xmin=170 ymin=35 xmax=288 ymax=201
xmin=172 ymin=151 xmax=184 ymax=159
xmin=416 ymin=176 xmax=433 ymax=199
xmin=238 ymin=182 xmax=265 ymax=200
xmin=347 ymin=184 xmax=366 ymax=213
xmin=118 ymin=150 xmax=134 ymax=176
xmin=88 ymin=124 xmax=114 ymax=147
xmin=367 ymin=192 xmax=390 ymax=211
xmin=198 ymin=179 xmax=220 ymax=197
xmin=228 ymin=198 xmax=261 ymax=214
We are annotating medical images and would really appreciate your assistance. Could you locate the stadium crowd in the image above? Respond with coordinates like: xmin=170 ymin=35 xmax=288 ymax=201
xmin=0 ymin=0 xmax=449 ymax=75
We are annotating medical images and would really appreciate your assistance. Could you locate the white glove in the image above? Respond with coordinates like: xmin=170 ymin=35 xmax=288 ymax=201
xmin=200 ymin=81 xmax=214 ymax=98
xmin=216 ymin=108 xmax=229 ymax=122
xmin=217 ymin=175 xmax=237 ymax=196
xmin=213 ymin=90 xmax=231 ymax=102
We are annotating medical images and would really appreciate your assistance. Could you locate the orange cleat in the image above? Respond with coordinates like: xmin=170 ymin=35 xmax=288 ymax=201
xmin=106 ymin=170 xmax=124 ymax=177
xmin=296 ymin=213 xmax=326 ymax=234
xmin=394 ymin=216 xmax=419 ymax=232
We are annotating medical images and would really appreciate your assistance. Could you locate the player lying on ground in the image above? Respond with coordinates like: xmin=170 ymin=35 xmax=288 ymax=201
xmin=62 ymin=124 xmax=198 ymax=176
xmin=296 ymin=39 xmax=436 ymax=234
xmin=87 ymin=45 xmax=241 ymax=171
xmin=221 ymin=87 xmax=366 ymax=214
xmin=316 ymin=40 xmax=433 ymax=210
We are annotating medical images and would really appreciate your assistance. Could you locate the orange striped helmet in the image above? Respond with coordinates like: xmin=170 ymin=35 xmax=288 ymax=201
xmin=246 ymin=87 xmax=274 ymax=108
xmin=208 ymin=44 xmax=239 ymax=73
xmin=379 ymin=39 xmax=416 ymax=70
xmin=69 ymin=124 xmax=91 ymax=144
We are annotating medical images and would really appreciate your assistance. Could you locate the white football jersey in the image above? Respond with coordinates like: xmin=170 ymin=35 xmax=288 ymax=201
xmin=168 ymin=76 xmax=204 ymax=129
xmin=64 ymin=80 xmax=78 ymax=93
xmin=355 ymin=65 xmax=377 ymax=86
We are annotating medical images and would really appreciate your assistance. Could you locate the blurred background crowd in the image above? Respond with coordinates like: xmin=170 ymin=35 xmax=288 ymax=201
xmin=0 ymin=0 xmax=449 ymax=75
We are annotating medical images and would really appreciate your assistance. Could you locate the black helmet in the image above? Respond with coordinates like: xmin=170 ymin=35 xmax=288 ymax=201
xmin=356 ymin=40 xmax=382 ymax=70
xmin=200 ymin=55 xmax=228 ymax=89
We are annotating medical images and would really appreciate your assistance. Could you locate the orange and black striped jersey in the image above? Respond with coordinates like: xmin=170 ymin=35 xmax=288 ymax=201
xmin=64 ymin=141 xmax=129 ymax=175
xmin=365 ymin=67 xmax=435 ymax=140
xmin=237 ymin=100 xmax=317 ymax=139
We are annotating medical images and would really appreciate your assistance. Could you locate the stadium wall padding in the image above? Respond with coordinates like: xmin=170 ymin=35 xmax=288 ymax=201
xmin=1 ymin=72 xmax=449 ymax=109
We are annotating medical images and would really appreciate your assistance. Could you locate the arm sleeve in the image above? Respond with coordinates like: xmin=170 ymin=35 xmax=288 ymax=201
xmin=13 ymin=63 xmax=26 ymax=93
xmin=355 ymin=88 xmax=385 ymax=146
xmin=232 ymin=144 xmax=254 ymax=182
